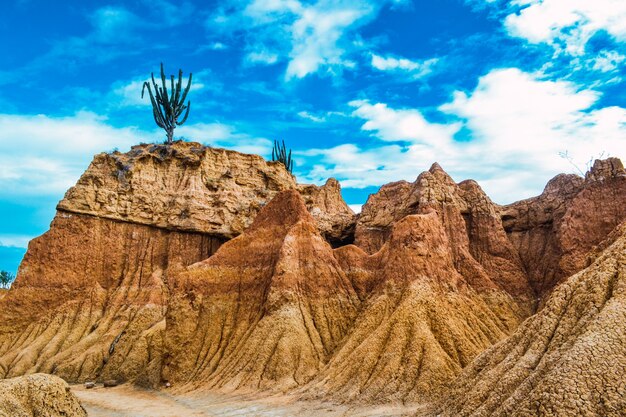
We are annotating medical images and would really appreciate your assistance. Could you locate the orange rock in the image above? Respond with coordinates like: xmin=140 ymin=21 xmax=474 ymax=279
xmin=437 ymin=220 xmax=626 ymax=416
xmin=163 ymin=190 xmax=362 ymax=392
xmin=502 ymin=158 xmax=626 ymax=297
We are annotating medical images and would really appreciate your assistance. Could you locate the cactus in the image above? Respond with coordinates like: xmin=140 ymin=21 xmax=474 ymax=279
xmin=272 ymin=139 xmax=293 ymax=173
xmin=142 ymin=63 xmax=192 ymax=145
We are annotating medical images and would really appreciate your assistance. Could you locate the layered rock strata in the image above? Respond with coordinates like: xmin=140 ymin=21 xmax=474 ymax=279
xmin=502 ymin=157 xmax=626 ymax=296
xmin=355 ymin=163 xmax=533 ymax=306
xmin=305 ymin=209 xmax=525 ymax=403
xmin=437 ymin=221 xmax=626 ymax=416
xmin=0 ymin=142 xmax=353 ymax=386
xmin=163 ymin=190 xmax=362 ymax=392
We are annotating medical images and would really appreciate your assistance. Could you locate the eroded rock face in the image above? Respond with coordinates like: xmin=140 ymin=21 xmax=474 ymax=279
xmin=0 ymin=374 xmax=86 ymax=417
xmin=0 ymin=143 xmax=354 ymax=386
xmin=501 ymin=158 xmax=626 ymax=296
xmin=163 ymin=190 xmax=362 ymax=392
xmin=0 ymin=214 xmax=216 ymax=385
xmin=304 ymin=210 xmax=525 ymax=403
xmin=58 ymin=141 xmax=355 ymax=240
xmin=355 ymin=163 xmax=533 ymax=306
xmin=437 ymin=221 xmax=626 ymax=417
xmin=298 ymin=178 xmax=356 ymax=247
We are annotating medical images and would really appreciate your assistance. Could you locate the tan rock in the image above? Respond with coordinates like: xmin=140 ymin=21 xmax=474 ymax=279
xmin=163 ymin=190 xmax=362 ymax=392
xmin=58 ymin=141 xmax=355 ymax=240
xmin=0 ymin=143 xmax=354 ymax=387
xmin=355 ymin=163 xmax=533 ymax=306
xmin=436 ymin=221 xmax=626 ymax=417
xmin=501 ymin=158 xmax=626 ymax=297
xmin=0 ymin=373 xmax=86 ymax=417
xmin=304 ymin=210 xmax=525 ymax=403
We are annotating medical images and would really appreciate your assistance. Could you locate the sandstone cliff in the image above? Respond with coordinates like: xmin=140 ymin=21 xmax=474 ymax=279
xmin=0 ymin=142 xmax=354 ymax=386
xmin=437 ymin=220 xmax=626 ymax=417
xmin=163 ymin=190 xmax=361 ymax=392
xmin=501 ymin=157 xmax=626 ymax=296
xmin=355 ymin=163 xmax=533 ymax=307
xmin=1 ymin=146 xmax=625 ymax=414
xmin=0 ymin=374 xmax=86 ymax=417
xmin=58 ymin=141 xmax=354 ymax=239
xmin=304 ymin=209 xmax=524 ymax=403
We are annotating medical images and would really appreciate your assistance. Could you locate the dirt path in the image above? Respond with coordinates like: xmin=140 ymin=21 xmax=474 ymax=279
xmin=72 ymin=384 xmax=427 ymax=417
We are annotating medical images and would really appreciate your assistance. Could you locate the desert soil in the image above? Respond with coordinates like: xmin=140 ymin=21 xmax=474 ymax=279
xmin=72 ymin=384 xmax=426 ymax=417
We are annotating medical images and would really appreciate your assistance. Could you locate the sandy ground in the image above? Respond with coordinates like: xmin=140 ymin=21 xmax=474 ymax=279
xmin=72 ymin=384 xmax=429 ymax=417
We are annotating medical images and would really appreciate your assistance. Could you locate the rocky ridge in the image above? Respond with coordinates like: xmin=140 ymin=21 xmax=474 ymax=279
xmin=437 ymin=220 xmax=626 ymax=416
xmin=0 ymin=142 xmax=353 ymax=386
xmin=0 ymin=144 xmax=625 ymax=415
xmin=501 ymin=157 xmax=626 ymax=296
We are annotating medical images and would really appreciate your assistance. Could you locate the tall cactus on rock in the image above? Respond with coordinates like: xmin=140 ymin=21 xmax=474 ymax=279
xmin=272 ymin=139 xmax=293 ymax=173
xmin=142 ymin=63 xmax=192 ymax=145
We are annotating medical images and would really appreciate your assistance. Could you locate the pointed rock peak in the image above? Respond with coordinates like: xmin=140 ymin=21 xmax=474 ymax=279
xmin=418 ymin=162 xmax=456 ymax=186
xmin=585 ymin=157 xmax=626 ymax=182
xmin=248 ymin=189 xmax=314 ymax=232
xmin=543 ymin=173 xmax=584 ymax=196
xmin=457 ymin=179 xmax=483 ymax=194
xmin=429 ymin=162 xmax=445 ymax=174
xmin=323 ymin=177 xmax=341 ymax=190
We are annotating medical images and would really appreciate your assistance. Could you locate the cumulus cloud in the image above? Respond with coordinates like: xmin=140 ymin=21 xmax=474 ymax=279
xmin=370 ymin=54 xmax=439 ymax=78
xmin=503 ymin=0 xmax=626 ymax=55
xmin=589 ymin=50 xmax=626 ymax=73
xmin=0 ymin=113 xmax=270 ymax=200
xmin=210 ymin=0 xmax=397 ymax=79
xmin=300 ymin=68 xmax=626 ymax=203
xmin=349 ymin=100 xmax=461 ymax=147
xmin=0 ymin=112 xmax=146 ymax=198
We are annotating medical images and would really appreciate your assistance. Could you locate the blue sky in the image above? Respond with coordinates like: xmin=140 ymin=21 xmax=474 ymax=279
xmin=1 ymin=0 xmax=626 ymax=274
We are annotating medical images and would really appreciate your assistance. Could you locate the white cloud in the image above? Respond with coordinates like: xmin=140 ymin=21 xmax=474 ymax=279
xmin=371 ymin=54 xmax=439 ymax=78
xmin=439 ymin=68 xmax=625 ymax=169
xmin=0 ymin=113 xmax=271 ymax=200
xmin=348 ymin=204 xmax=362 ymax=213
xmin=349 ymin=100 xmax=461 ymax=148
xmin=246 ymin=49 xmax=279 ymax=65
xmin=589 ymin=50 xmax=626 ymax=72
xmin=300 ymin=68 xmax=626 ymax=204
xmin=214 ymin=0 xmax=395 ymax=79
xmin=0 ymin=235 xmax=34 ymax=248
xmin=0 ymin=112 xmax=145 ymax=198
xmin=285 ymin=2 xmax=374 ymax=79
xmin=298 ymin=111 xmax=326 ymax=123
xmin=503 ymin=0 xmax=626 ymax=55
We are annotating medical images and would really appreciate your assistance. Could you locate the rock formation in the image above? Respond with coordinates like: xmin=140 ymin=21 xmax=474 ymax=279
xmin=0 ymin=144 xmax=624 ymax=415
xmin=0 ymin=374 xmax=86 ymax=417
xmin=437 ymin=220 xmax=626 ymax=417
xmin=305 ymin=210 xmax=524 ymax=403
xmin=355 ymin=163 xmax=533 ymax=307
xmin=502 ymin=157 xmax=626 ymax=296
xmin=163 ymin=190 xmax=361 ymax=392
xmin=58 ymin=141 xmax=354 ymax=240
xmin=0 ymin=142 xmax=353 ymax=386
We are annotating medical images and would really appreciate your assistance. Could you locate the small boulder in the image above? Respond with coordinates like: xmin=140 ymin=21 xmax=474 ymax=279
xmin=84 ymin=381 xmax=95 ymax=389
xmin=103 ymin=380 xmax=119 ymax=388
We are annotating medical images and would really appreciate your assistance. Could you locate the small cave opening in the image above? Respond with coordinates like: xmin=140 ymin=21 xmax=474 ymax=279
xmin=325 ymin=233 xmax=356 ymax=249
xmin=323 ymin=222 xmax=357 ymax=249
